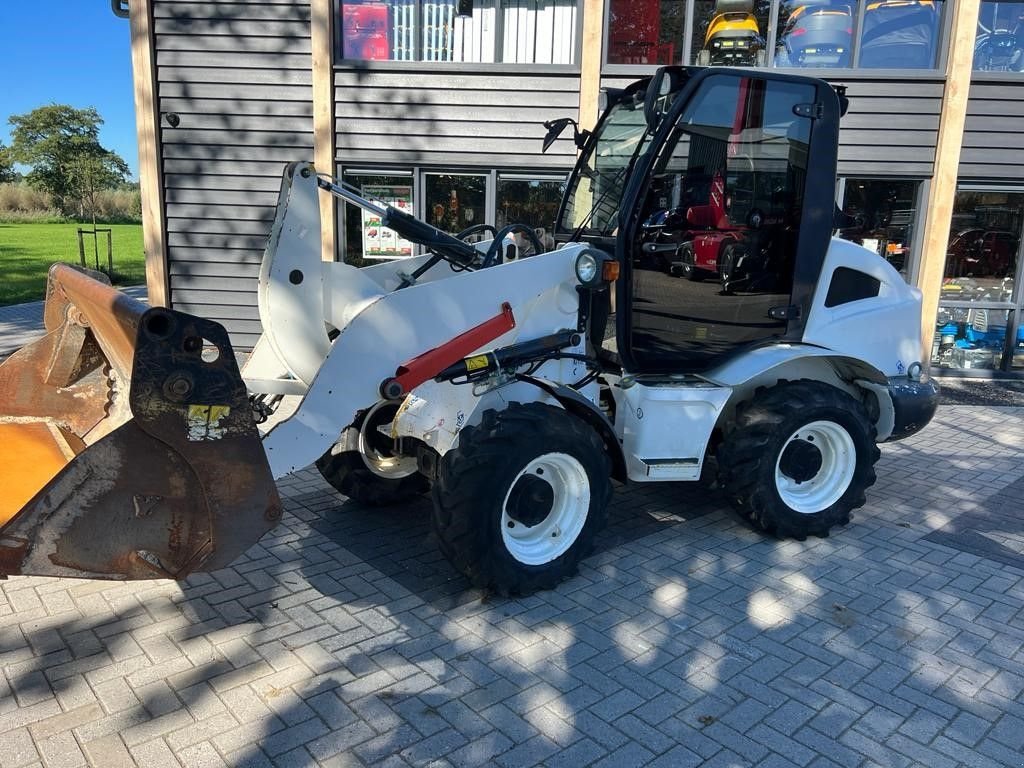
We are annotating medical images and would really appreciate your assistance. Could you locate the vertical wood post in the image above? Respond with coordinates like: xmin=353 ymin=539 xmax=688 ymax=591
xmin=916 ymin=0 xmax=980 ymax=363
xmin=311 ymin=0 xmax=338 ymax=263
xmin=578 ymin=0 xmax=606 ymax=133
xmin=129 ymin=0 xmax=169 ymax=307
xmin=77 ymin=229 xmax=86 ymax=268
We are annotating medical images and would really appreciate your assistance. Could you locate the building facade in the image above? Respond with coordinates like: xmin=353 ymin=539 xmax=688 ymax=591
xmin=128 ymin=0 xmax=1022 ymax=376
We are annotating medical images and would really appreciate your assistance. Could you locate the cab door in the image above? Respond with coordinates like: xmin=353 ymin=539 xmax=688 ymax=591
xmin=620 ymin=70 xmax=840 ymax=374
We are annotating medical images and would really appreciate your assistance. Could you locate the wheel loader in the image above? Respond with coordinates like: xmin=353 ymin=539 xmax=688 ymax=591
xmin=0 ymin=67 xmax=938 ymax=594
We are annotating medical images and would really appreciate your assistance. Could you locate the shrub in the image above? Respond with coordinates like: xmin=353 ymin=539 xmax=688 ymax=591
xmin=0 ymin=183 xmax=58 ymax=216
xmin=0 ymin=182 xmax=141 ymax=224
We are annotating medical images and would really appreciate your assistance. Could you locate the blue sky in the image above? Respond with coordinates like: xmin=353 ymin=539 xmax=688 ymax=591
xmin=1 ymin=2 xmax=139 ymax=178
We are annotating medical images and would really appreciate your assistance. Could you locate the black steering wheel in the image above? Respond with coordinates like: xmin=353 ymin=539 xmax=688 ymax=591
xmin=481 ymin=224 xmax=547 ymax=268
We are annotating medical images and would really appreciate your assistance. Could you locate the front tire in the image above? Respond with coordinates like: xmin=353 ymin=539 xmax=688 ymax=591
xmin=431 ymin=403 xmax=612 ymax=595
xmin=717 ymin=381 xmax=879 ymax=539
xmin=679 ymin=244 xmax=703 ymax=281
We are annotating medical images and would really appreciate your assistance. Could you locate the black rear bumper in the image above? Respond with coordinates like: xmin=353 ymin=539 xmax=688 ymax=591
xmin=886 ymin=376 xmax=940 ymax=441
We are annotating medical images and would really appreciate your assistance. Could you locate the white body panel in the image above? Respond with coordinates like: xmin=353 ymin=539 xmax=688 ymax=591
xmin=393 ymin=359 xmax=596 ymax=456
xmin=612 ymin=379 xmax=732 ymax=482
xmin=802 ymin=238 xmax=924 ymax=378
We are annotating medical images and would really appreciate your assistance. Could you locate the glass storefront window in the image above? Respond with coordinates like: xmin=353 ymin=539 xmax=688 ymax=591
xmin=858 ymin=0 xmax=942 ymax=69
xmin=607 ymin=0 xmax=684 ymax=64
xmin=691 ymin=0 xmax=770 ymax=67
xmin=945 ymin=191 xmax=1021 ymax=289
xmin=424 ymin=173 xmax=488 ymax=236
xmin=934 ymin=189 xmax=1024 ymax=373
xmin=775 ymin=0 xmax=857 ymax=68
xmin=975 ymin=1 xmax=1024 ymax=72
xmin=496 ymin=176 xmax=565 ymax=252
xmin=932 ymin=307 xmax=1014 ymax=370
xmin=342 ymin=172 xmax=416 ymax=265
xmin=605 ymin=0 xmax=947 ymax=70
xmin=837 ymin=178 xmax=920 ymax=279
xmin=339 ymin=0 xmax=578 ymax=64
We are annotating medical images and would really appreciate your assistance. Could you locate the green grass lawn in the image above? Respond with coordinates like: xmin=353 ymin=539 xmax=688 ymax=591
xmin=0 ymin=223 xmax=144 ymax=306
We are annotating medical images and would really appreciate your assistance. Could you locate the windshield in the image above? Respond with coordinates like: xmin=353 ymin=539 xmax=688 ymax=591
xmin=558 ymin=93 xmax=652 ymax=238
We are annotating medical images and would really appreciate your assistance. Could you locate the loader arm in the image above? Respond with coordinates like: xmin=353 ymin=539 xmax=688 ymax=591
xmin=0 ymin=165 xmax=598 ymax=581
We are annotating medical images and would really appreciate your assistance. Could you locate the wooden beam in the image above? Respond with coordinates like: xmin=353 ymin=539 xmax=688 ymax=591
xmin=916 ymin=0 xmax=980 ymax=363
xmin=311 ymin=0 xmax=337 ymax=263
xmin=128 ymin=0 xmax=169 ymax=307
xmin=578 ymin=0 xmax=606 ymax=132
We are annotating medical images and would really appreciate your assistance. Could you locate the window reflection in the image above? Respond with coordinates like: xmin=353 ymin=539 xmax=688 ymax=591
xmin=630 ymin=75 xmax=814 ymax=371
xmin=858 ymin=0 xmax=941 ymax=69
xmin=607 ymin=0 xmax=684 ymax=64
xmin=339 ymin=0 xmax=578 ymax=64
xmin=691 ymin=0 xmax=769 ymax=67
xmin=975 ymin=0 xmax=1024 ymax=72
xmin=943 ymin=190 xmax=1020 ymax=293
xmin=933 ymin=307 xmax=1014 ymax=370
xmin=934 ymin=190 xmax=1024 ymax=372
xmin=496 ymin=177 xmax=564 ymax=253
xmin=837 ymin=179 xmax=919 ymax=279
xmin=424 ymin=173 xmax=488 ymax=236
xmin=775 ymin=0 xmax=856 ymax=68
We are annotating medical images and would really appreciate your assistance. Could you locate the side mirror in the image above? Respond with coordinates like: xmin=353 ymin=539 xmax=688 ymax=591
xmin=541 ymin=117 xmax=591 ymax=153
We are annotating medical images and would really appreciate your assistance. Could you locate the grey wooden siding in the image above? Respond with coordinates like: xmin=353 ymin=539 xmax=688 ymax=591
xmin=961 ymin=79 xmax=1024 ymax=181
xmin=154 ymin=0 xmax=314 ymax=350
xmin=832 ymin=78 xmax=941 ymax=178
xmin=601 ymin=73 xmax=943 ymax=178
xmin=333 ymin=69 xmax=581 ymax=168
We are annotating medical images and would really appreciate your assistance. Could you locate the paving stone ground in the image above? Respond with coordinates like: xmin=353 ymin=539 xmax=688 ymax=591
xmin=2 ymin=401 xmax=1024 ymax=767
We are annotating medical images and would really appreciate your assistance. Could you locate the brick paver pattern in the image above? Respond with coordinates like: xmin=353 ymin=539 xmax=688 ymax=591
xmin=1 ymin=404 xmax=1023 ymax=767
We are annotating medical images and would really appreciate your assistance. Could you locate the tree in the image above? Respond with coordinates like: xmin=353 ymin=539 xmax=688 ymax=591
xmin=8 ymin=105 xmax=129 ymax=215
xmin=70 ymin=146 xmax=131 ymax=223
xmin=0 ymin=142 xmax=16 ymax=184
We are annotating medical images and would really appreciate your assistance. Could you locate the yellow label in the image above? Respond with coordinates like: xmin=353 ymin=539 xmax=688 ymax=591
xmin=187 ymin=405 xmax=231 ymax=440
xmin=465 ymin=355 xmax=489 ymax=372
xmin=694 ymin=327 xmax=708 ymax=340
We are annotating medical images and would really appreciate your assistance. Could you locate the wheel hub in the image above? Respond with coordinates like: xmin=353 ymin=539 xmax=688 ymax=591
xmin=506 ymin=475 xmax=554 ymax=528
xmin=500 ymin=452 xmax=591 ymax=566
xmin=779 ymin=438 xmax=823 ymax=484
xmin=773 ymin=420 xmax=857 ymax=514
xmin=358 ymin=401 xmax=418 ymax=479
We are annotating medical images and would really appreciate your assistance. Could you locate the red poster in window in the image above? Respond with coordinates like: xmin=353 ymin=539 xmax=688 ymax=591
xmin=343 ymin=3 xmax=391 ymax=60
xmin=608 ymin=0 xmax=673 ymax=64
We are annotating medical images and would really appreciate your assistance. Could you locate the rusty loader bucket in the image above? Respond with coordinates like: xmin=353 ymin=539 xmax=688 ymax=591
xmin=0 ymin=265 xmax=280 ymax=580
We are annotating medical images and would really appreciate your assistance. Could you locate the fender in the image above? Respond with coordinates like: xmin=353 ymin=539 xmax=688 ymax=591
xmin=516 ymin=375 xmax=628 ymax=483
xmin=704 ymin=344 xmax=897 ymax=441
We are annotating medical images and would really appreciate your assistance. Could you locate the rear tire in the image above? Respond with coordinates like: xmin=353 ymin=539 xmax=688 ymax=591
xmin=431 ymin=403 xmax=612 ymax=595
xmin=717 ymin=381 xmax=879 ymax=540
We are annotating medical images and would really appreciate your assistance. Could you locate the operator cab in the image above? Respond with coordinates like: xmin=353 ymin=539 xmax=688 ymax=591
xmin=553 ymin=66 xmax=841 ymax=374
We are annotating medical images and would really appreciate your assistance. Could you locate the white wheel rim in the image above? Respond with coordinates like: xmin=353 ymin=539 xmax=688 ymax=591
xmin=501 ymin=452 xmax=590 ymax=566
xmin=358 ymin=404 xmax=418 ymax=480
xmin=774 ymin=420 xmax=856 ymax=514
